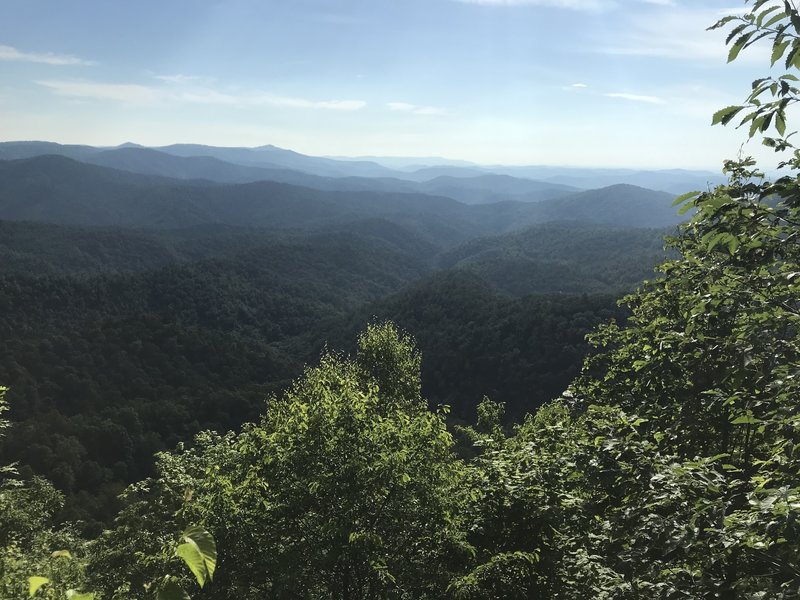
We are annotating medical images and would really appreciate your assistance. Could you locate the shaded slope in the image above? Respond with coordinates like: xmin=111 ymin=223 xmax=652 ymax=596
xmin=529 ymin=184 xmax=682 ymax=228
xmin=316 ymin=271 xmax=627 ymax=421
xmin=0 ymin=229 xmax=427 ymax=526
xmin=438 ymin=223 xmax=670 ymax=295
xmin=0 ymin=157 xmax=686 ymax=241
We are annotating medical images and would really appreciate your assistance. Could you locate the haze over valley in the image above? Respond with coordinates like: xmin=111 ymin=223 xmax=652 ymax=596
xmin=4 ymin=1 xmax=797 ymax=598
xmin=0 ymin=139 xmax=694 ymax=525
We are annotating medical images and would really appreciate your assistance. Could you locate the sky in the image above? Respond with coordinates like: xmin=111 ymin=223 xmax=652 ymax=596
xmin=0 ymin=0 xmax=784 ymax=169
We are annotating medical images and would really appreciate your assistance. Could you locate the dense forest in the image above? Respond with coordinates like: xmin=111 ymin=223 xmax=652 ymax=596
xmin=2 ymin=1 xmax=800 ymax=598
xmin=0 ymin=218 xmax=649 ymax=527
xmin=0 ymin=163 xmax=672 ymax=527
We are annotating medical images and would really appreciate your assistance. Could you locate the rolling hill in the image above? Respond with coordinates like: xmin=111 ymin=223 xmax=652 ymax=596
xmin=0 ymin=156 xmax=685 ymax=237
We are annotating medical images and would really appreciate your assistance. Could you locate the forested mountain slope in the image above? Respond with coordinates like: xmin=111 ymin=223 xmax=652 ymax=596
xmin=0 ymin=143 xmax=683 ymax=535
xmin=0 ymin=156 xmax=684 ymax=233
xmin=87 ymin=149 xmax=582 ymax=204
xmin=438 ymin=223 xmax=670 ymax=295
xmin=0 ymin=210 xmax=664 ymax=529
xmin=531 ymin=184 xmax=682 ymax=227
xmin=0 ymin=220 xmax=439 ymax=275
xmin=0 ymin=230 xmax=428 ymax=525
xmin=0 ymin=141 xmax=725 ymax=194
xmin=315 ymin=271 xmax=627 ymax=421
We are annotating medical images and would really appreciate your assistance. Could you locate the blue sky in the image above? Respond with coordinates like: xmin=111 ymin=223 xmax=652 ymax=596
xmin=0 ymin=0 xmax=778 ymax=168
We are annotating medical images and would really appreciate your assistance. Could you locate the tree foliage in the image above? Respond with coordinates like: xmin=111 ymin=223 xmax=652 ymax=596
xmin=446 ymin=2 xmax=800 ymax=596
xmin=88 ymin=323 xmax=468 ymax=600
xmin=4 ymin=1 xmax=800 ymax=598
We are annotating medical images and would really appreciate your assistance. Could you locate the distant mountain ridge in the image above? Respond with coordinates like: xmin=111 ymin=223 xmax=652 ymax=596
xmin=0 ymin=140 xmax=723 ymax=195
xmin=0 ymin=143 xmax=577 ymax=204
xmin=0 ymin=155 xmax=685 ymax=238
xmin=0 ymin=144 xmax=696 ymax=525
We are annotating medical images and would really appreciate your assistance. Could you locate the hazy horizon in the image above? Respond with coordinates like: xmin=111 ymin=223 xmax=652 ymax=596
xmin=0 ymin=0 xmax=775 ymax=170
xmin=0 ymin=139 xmax=735 ymax=174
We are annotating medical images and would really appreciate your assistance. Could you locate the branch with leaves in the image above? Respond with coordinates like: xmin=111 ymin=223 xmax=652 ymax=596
xmin=711 ymin=0 xmax=800 ymax=164
xmin=27 ymin=526 xmax=216 ymax=600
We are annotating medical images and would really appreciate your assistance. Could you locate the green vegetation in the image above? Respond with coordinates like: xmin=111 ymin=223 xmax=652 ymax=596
xmin=0 ymin=219 xmax=656 ymax=527
xmin=329 ymin=271 xmax=628 ymax=421
xmin=2 ymin=1 xmax=799 ymax=597
xmin=437 ymin=223 xmax=669 ymax=296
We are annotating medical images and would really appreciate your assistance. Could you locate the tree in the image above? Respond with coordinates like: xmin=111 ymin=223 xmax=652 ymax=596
xmin=454 ymin=2 xmax=800 ymax=597
xmin=0 ymin=387 xmax=88 ymax=599
xmin=562 ymin=1 xmax=800 ymax=593
xmin=89 ymin=323 xmax=469 ymax=600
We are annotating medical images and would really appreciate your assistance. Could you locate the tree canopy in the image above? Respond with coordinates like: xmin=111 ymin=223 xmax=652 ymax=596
xmin=3 ymin=1 xmax=800 ymax=598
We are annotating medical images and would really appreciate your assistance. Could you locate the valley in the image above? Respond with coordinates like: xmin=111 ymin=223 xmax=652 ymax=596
xmin=0 ymin=141 xmax=689 ymax=529
xmin=3 ymin=1 xmax=799 ymax=597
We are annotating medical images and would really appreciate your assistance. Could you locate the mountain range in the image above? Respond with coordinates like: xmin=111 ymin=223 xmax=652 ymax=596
xmin=0 ymin=152 xmax=684 ymax=238
xmin=0 ymin=138 xmax=703 ymax=525
xmin=0 ymin=141 xmax=723 ymax=196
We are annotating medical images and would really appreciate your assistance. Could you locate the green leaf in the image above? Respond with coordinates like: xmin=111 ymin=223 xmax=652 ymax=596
xmin=712 ymin=105 xmax=744 ymax=126
xmin=176 ymin=542 xmax=207 ymax=587
xmin=749 ymin=114 xmax=766 ymax=138
xmin=776 ymin=111 xmax=787 ymax=136
xmin=731 ymin=414 xmax=761 ymax=425
xmin=157 ymin=577 xmax=191 ymax=600
xmin=744 ymin=30 xmax=775 ymax=50
xmin=791 ymin=10 xmax=800 ymax=34
xmin=785 ymin=43 xmax=800 ymax=69
xmin=28 ymin=577 xmax=49 ymax=597
xmin=726 ymin=23 xmax=749 ymax=45
xmin=763 ymin=11 xmax=787 ymax=30
xmin=707 ymin=15 xmax=738 ymax=30
xmin=728 ymin=33 xmax=753 ymax=62
xmin=772 ymin=39 xmax=791 ymax=66
xmin=176 ymin=525 xmax=217 ymax=587
xmin=672 ymin=190 xmax=701 ymax=206
xmin=66 ymin=591 xmax=95 ymax=600
xmin=757 ymin=5 xmax=781 ymax=27
xmin=707 ymin=232 xmax=729 ymax=251
xmin=51 ymin=550 xmax=73 ymax=559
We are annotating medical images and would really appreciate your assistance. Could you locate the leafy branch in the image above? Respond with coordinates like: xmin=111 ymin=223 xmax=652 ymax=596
xmin=711 ymin=0 xmax=800 ymax=166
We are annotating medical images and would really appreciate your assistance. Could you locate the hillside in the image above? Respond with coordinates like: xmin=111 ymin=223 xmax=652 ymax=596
xmin=0 ymin=148 xmax=687 ymax=532
xmin=0 ymin=211 xmax=668 ymax=527
xmin=528 ymin=183 xmax=683 ymax=228
xmin=315 ymin=270 xmax=627 ymax=421
xmin=0 ymin=141 xmax=723 ymax=197
xmin=439 ymin=223 xmax=670 ymax=295
xmin=0 ymin=156 xmax=685 ymax=235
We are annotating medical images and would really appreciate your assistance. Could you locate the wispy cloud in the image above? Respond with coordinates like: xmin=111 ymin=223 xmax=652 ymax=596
xmin=562 ymin=82 xmax=589 ymax=92
xmin=386 ymin=101 xmax=447 ymax=115
xmin=153 ymin=74 xmax=213 ymax=85
xmin=264 ymin=95 xmax=365 ymax=111
xmin=36 ymin=80 xmax=159 ymax=103
xmin=36 ymin=78 xmax=366 ymax=111
xmin=0 ymin=44 xmax=93 ymax=66
xmin=599 ymin=5 xmax=769 ymax=62
xmin=188 ymin=89 xmax=367 ymax=110
xmin=604 ymin=92 xmax=665 ymax=104
xmin=453 ymin=0 xmax=608 ymax=9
